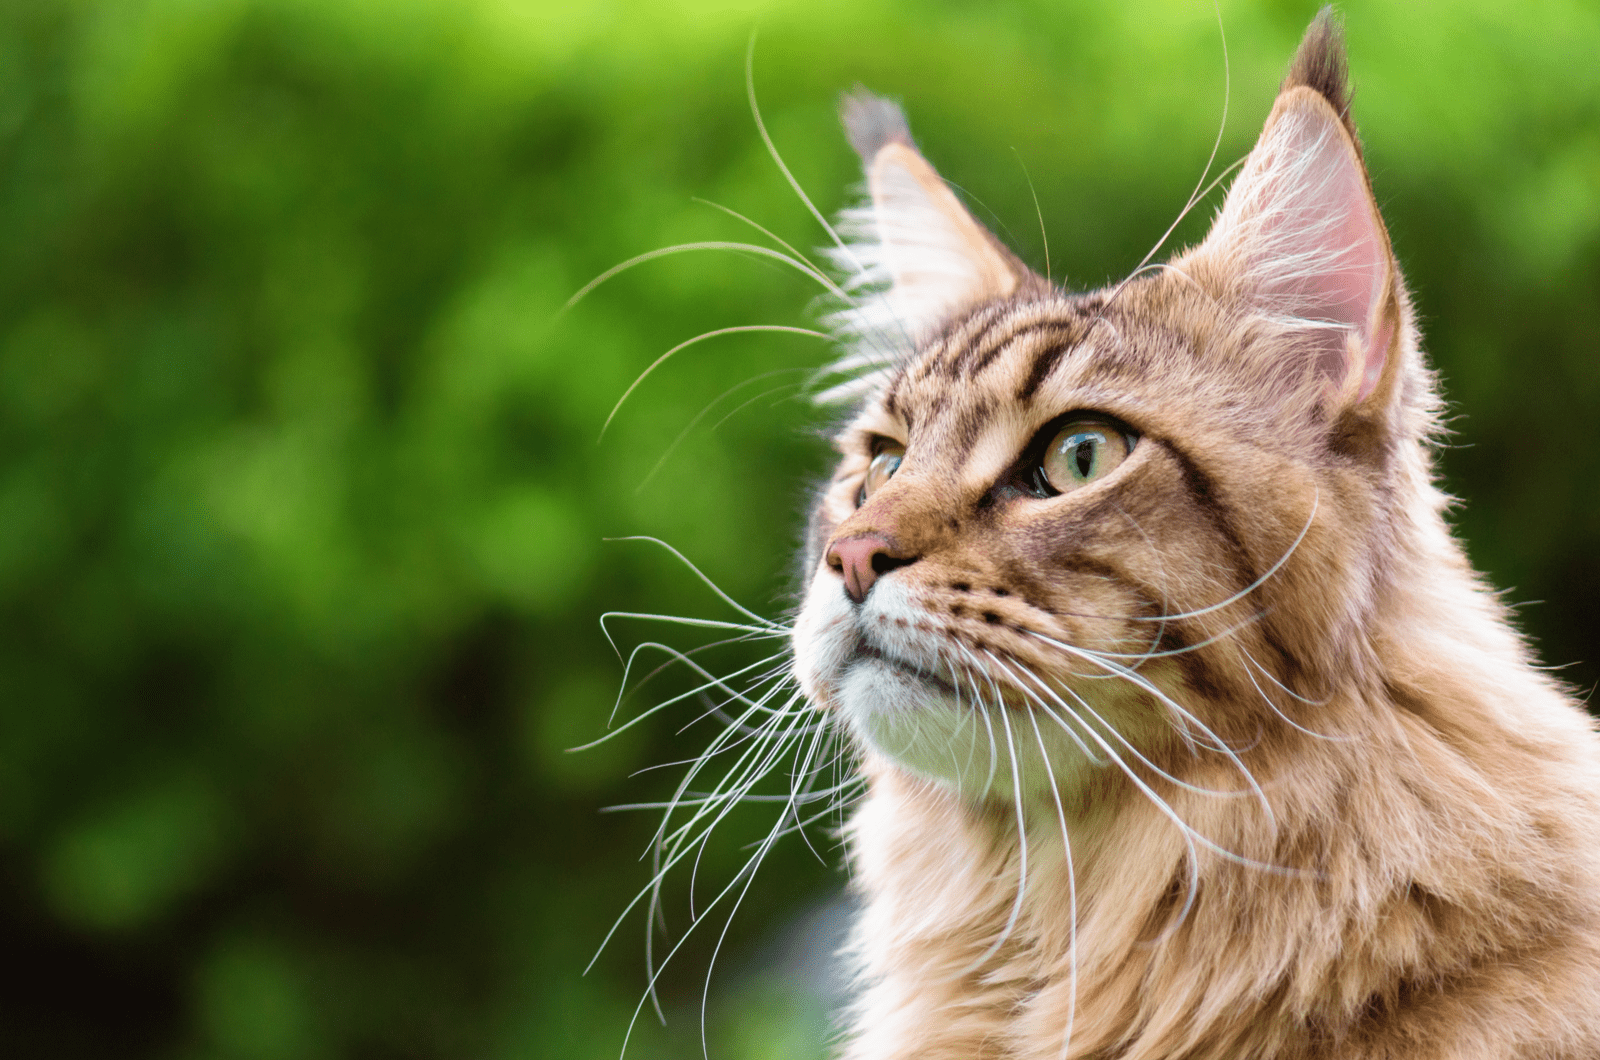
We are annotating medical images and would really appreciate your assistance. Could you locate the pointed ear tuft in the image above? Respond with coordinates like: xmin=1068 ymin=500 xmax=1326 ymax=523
xmin=1189 ymin=25 xmax=1399 ymax=409
xmin=824 ymin=90 xmax=1026 ymax=377
xmin=1283 ymin=7 xmax=1355 ymax=143
xmin=840 ymin=88 xmax=914 ymax=161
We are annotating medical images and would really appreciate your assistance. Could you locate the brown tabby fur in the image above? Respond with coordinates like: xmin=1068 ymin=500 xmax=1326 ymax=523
xmin=791 ymin=12 xmax=1600 ymax=1059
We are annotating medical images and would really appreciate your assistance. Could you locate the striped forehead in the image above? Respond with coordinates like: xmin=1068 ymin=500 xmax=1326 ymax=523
xmin=884 ymin=302 xmax=1098 ymax=416
xmin=872 ymin=303 xmax=1113 ymax=479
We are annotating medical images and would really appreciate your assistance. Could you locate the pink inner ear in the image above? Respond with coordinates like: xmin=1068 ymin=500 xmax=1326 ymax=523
xmin=1239 ymin=103 xmax=1393 ymax=401
xmin=1360 ymin=315 xmax=1393 ymax=401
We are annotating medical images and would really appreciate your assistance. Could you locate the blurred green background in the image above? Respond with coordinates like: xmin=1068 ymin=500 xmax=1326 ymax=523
xmin=1 ymin=0 xmax=1596 ymax=1056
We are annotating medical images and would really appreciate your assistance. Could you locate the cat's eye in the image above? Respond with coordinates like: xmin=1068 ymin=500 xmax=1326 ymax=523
xmin=1038 ymin=420 xmax=1132 ymax=494
xmin=858 ymin=444 xmax=905 ymax=506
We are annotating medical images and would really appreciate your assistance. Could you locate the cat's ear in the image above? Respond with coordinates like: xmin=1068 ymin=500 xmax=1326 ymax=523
xmin=834 ymin=90 xmax=1026 ymax=344
xmin=1189 ymin=13 xmax=1399 ymax=410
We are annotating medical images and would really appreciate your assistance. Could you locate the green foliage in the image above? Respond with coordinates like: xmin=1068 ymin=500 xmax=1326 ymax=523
xmin=0 ymin=0 xmax=1595 ymax=1056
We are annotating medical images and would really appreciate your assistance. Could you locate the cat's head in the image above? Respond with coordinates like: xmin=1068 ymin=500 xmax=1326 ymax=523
xmin=792 ymin=13 xmax=1435 ymax=801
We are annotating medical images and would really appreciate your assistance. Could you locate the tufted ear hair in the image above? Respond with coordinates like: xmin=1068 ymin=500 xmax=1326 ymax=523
xmin=1188 ymin=11 xmax=1400 ymax=410
xmin=829 ymin=90 xmax=1026 ymax=355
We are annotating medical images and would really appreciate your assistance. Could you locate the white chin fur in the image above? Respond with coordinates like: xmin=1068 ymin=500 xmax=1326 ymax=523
xmin=794 ymin=568 xmax=1100 ymax=802
xmin=838 ymin=658 xmax=1098 ymax=802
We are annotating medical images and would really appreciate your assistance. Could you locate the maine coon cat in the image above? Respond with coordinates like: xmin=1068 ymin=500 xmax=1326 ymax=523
xmin=595 ymin=10 xmax=1600 ymax=1060
xmin=773 ymin=11 xmax=1600 ymax=1060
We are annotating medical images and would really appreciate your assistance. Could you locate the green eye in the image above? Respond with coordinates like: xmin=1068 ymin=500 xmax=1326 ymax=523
xmin=859 ymin=445 xmax=904 ymax=505
xmin=1040 ymin=420 xmax=1131 ymax=493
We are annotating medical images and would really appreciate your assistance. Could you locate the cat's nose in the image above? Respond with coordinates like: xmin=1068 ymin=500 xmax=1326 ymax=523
xmin=826 ymin=532 xmax=918 ymax=603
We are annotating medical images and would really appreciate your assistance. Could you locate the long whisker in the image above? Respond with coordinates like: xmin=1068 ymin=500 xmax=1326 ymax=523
xmin=1238 ymin=649 xmax=1353 ymax=743
xmin=564 ymin=240 xmax=838 ymax=315
xmin=701 ymin=716 xmax=835 ymax=1058
xmin=941 ymin=645 xmax=990 ymax=787
xmin=600 ymin=538 xmax=793 ymax=630
xmin=1026 ymin=631 xmax=1275 ymax=824
xmin=1120 ymin=488 xmax=1318 ymax=625
xmin=598 ymin=324 xmax=828 ymax=442
xmin=991 ymin=659 xmax=1211 ymax=934
xmin=574 ymin=645 xmax=790 ymax=751
xmin=787 ymin=726 xmax=839 ymax=865
xmin=1240 ymin=642 xmax=1335 ymax=706
xmin=616 ymin=753 xmax=801 ymax=1058
xmin=648 ymin=681 xmax=798 ymax=833
xmin=1104 ymin=1 xmax=1234 ymax=312
xmin=1089 ymin=610 xmax=1271 ymax=664
xmin=745 ymin=34 xmax=860 ymax=271
xmin=1092 ymin=154 xmax=1247 ymax=316
xmin=1113 ymin=503 xmax=1175 ymax=670
xmin=618 ymin=631 xmax=787 ymax=703
xmin=1001 ymin=488 xmax=1318 ymax=634
xmin=635 ymin=369 xmax=812 ymax=492
xmin=967 ymin=646 xmax=1100 ymax=766
xmin=666 ymin=698 xmax=813 ymax=926
xmin=993 ymin=669 xmax=1269 ymax=930
xmin=998 ymin=701 xmax=1031 ymax=945
xmin=971 ymin=658 xmax=1003 ymax=797
xmin=651 ymin=699 xmax=798 ymax=856
xmin=596 ymin=709 xmax=789 ymax=975
xmin=660 ymin=687 xmax=811 ymax=845
xmin=691 ymin=197 xmax=831 ymax=280
xmin=692 ymin=686 xmax=825 ymax=739
xmin=936 ymin=645 xmax=1026 ymax=979
xmin=674 ymin=679 xmax=805 ymax=738
xmin=988 ymin=652 xmax=1248 ymax=800
xmin=612 ymin=634 xmax=792 ymax=724
xmin=1053 ymin=678 xmax=1300 ymax=880
xmin=1025 ymin=707 xmax=1077 ymax=1060
xmin=707 ymin=379 xmax=810 ymax=433
xmin=604 ymin=779 xmax=856 ymax=812
xmin=1013 ymin=147 xmax=1051 ymax=284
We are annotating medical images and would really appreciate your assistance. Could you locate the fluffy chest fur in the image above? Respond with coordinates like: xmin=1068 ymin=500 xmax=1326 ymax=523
xmin=786 ymin=13 xmax=1600 ymax=1059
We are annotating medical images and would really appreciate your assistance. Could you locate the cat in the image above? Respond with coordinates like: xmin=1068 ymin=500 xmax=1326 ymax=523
xmin=781 ymin=10 xmax=1600 ymax=1059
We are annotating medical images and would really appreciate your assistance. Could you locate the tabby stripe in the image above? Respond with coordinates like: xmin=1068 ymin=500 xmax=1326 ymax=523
xmin=910 ymin=305 xmax=994 ymax=383
xmin=959 ymin=317 xmax=1043 ymax=378
xmin=1160 ymin=440 xmax=1263 ymax=597
xmin=936 ymin=306 xmax=1018 ymax=379
xmin=1017 ymin=330 xmax=1079 ymax=401
xmin=1160 ymin=443 xmax=1311 ymax=682
xmin=881 ymin=372 xmax=903 ymax=418
xmin=947 ymin=397 xmax=993 ymax=465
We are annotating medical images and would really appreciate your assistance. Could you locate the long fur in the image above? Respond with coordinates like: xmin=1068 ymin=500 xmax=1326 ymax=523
xmin=788 ymin=11 xmax=1600 ymax=1059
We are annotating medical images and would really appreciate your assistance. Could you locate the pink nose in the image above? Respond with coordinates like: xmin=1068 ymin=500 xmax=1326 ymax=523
xmin=826 ymin=532 xmax=916 ymax=603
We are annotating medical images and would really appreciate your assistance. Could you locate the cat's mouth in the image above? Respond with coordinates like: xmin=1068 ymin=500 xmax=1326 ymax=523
xmin=848 ymin=638 xmax=1036 ymax=711
xmin=833 ymin=631 xmax=1084 ymax=799
xmin=850 ymin=642 xmax=961 ymax=696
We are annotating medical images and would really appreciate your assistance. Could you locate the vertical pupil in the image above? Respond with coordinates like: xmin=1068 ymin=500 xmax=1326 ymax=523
xmin=1074 ymin=438 xmax=1095 ymax=478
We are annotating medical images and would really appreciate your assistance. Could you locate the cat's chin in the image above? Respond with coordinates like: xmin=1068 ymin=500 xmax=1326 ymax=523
xmin=836 ymin=656 xmax=1100 ymax=802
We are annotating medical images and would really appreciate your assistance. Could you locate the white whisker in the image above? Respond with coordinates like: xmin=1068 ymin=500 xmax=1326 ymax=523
xmin=1025 ymin=631 xmax=1275 ymax=822
xmin=1117 ymin=487 xmax=1318 ymax=626
xmin=563 ymin=240 xmax=838 ymax=316
xmin=1025 ymin=706 xmax=1077 ymax=1060
xmin=1102 ymin=1 xmax=1235 ymax=313
xmin=691 ymin=196 xmax=831 ymax=280
xmin=1239 ymin=649 xmax=1352 ymax=743
xmin=1013 ymin=148 xmax=1051 ymax=284
xmin=990 ymin=652 xmax=1248 ymax=800
xmin=598 ymin=324 xmax=828 ymax=442
xmin=745 ymin=34 xmax=860 ymax=271
xmin=636 ymin=368 xmax=812 ymax=492
xmin=600 ymin=539 xmax=793 ymax=631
